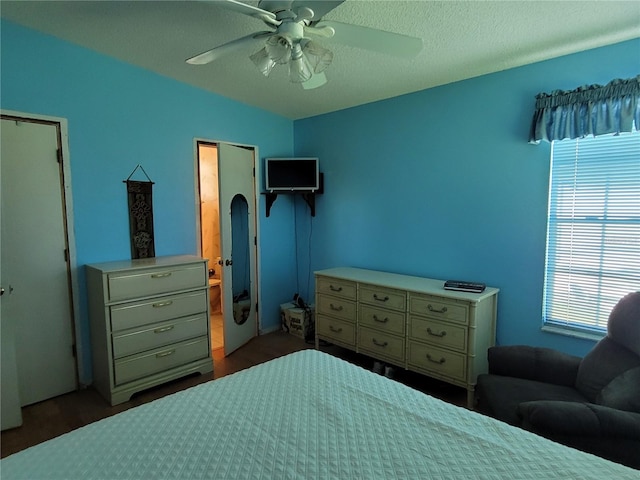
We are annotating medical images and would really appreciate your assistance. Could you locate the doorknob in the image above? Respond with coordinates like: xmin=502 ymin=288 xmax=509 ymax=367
xmin=225 ymin=259 xmax=233 ymax=266
xmin=0 ymin=288 xmax=4 ymax=296
xmin=1 ymin=285 xmax=13 ymax=296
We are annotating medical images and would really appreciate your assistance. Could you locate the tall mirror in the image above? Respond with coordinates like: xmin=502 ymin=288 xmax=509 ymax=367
xmin=230 ymin=194 xmax=251 ymax=325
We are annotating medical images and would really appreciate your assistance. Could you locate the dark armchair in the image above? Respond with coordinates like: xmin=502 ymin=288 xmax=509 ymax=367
xmin=475 ymin=292 xmax=640 ymax=469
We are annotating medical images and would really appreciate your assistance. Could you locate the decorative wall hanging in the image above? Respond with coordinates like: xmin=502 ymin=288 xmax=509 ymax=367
xmin=123 ymin=165 xmax=155 ymax=259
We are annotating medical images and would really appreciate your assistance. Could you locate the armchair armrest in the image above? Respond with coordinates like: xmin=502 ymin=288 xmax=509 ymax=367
xmin=487 ymin=345 xmax=581 ymax=386
xmin=517 ymin=400 xmax=640 ymax=439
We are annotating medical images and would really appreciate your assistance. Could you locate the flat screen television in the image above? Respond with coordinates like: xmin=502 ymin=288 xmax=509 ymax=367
xmin=265 ymin=157 xmax=319 ymax=192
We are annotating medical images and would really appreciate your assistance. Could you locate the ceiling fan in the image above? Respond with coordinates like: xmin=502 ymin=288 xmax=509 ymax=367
xmin=186 ymin=0 xmax=423 ymax=89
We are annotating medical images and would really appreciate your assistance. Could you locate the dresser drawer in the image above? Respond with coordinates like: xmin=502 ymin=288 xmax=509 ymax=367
xmin=112 ymin=314 xmax=208 ymax=359
xmin=409 ymin=294 xmax=469 ymax=325
xmin=316 ymin=315 xmax=356 ymax=346
xmin=316 ymin=277 xmax=357 ymax=300
xmin=407 ymin=341 xmax=467 ymax=383
xmin=358 ymin=327 xmax=404 ymax=363
xmin=359 ymin=284 xmax=406 ymax=311
xmin=114 ymin=336 xmax=209 ymax=385
xmin=110 ymin=290 xmax=207 ymax=332
xmin=359 ymin=305 xmax=405 ymax=336
xmin=108 ymin=263 xmax=206 ymax=302
xmin=409 ymin=316 xmax=467 ymax=352
xmin=316 ymin=294 xmax=357 ymax=322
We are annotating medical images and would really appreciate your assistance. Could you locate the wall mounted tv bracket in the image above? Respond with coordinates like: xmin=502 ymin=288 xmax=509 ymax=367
xmin=264 ymin=173 xmax=323 ymax=217
xmin=264 ymin=191 xmax=316 ymax=217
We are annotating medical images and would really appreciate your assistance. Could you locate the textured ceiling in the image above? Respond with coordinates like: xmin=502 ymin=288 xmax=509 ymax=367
xmin=2 ymin=1 xmax=639 ymax=119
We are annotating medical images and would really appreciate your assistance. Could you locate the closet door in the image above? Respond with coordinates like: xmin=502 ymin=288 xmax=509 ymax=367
xmin=218 ymin=143 xmax=258 ymax=355
xmin=1 ymin=117 xmax=77 ymax=426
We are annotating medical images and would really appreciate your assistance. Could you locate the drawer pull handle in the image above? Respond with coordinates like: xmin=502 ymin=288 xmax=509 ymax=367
xmin=154 ymin=325 xmax=175 ymax=334
xmin=329 ymin=285 xmax=343 ymax=292
xmin=427 ymin=304 xmax=448 ymax=314
xmin=426 ymin=354 xmax=446 ymax=364
xmin=151 ymin=272 xmax=172 ymax=279
xmin=372 ymin=338 xmax=388 ymax=347
xmin=156 ymin=349 xmax=175 ymax=358
xmin=329 ymin=304 xmax=343 ymax=311
xmin=152 ymin=301 xmax=174 ymax=308
xmin=426 ymin=327 xmax=447 ymax=337
xmin=373 ymin=315 xmax=389 ymax=323
xmin=329 ymin=326 xmax=343 ymax=333
xmin=373 ymin=294 xmax=389 ymax=302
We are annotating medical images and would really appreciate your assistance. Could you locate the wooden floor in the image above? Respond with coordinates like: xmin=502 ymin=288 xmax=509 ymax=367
xmin=1 ymin=331 xmax=466 ymax=459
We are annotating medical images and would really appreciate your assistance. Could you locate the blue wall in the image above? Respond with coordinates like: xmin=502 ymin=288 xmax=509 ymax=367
xmin=3 ymin=17 xmax=638 ymax=383
xmin=1 ymin=20 xmax=297 ymax=383
xmin=294 ymin=38 xmax=640 ymax=358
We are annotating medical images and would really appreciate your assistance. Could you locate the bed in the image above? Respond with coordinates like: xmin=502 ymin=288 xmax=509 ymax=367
xmin=1 ymin=350 xmax=637 ymax=479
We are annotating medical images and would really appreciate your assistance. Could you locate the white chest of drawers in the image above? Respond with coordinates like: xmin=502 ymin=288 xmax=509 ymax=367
xmin=87 ymin=255 xmax=213 ymax=405
xmin=315 ymin=267 xmax=499 ymax=408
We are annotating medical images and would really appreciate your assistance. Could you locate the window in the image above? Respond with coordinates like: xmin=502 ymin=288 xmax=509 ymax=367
xmin=543 ymin=130 xmax=640 ymax=335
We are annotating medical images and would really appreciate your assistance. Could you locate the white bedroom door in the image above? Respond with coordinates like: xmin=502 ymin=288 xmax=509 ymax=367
xmin=0 ymin=117 xmax=77 ymax=416
xmin=218 ymin=142 xmax=258 ymax=355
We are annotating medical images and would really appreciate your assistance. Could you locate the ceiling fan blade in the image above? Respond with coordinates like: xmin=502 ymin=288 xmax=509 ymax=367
xmin=302 ymin=71 xmax=327 ymax=90
xmin=222 ymin=0 xmax=280 ymax=27
xmin=315 ymin=20 xmax=423 ymax=58
xmin=186 ymin=32 xmax=272 ymax=65
xmin=292 ymin=1 xmax=345 ymax=21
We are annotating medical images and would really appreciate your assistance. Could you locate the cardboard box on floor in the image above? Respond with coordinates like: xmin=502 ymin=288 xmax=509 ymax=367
xmin=280 ymin=302 xmax=315 ymax=339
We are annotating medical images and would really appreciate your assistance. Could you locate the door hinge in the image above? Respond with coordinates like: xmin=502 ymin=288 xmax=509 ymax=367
xmin=252 ymin=167 xmax=255 ymax=177
xmin=56 ymin=148 xmax=62 ymax=164
xmin=63 ymin=248 xmax=69 ymax=262
xmin=254 ymin=236 xmax=257 ymax=246
xmin=72 ymin=344 xmax=77 ymax=358
xmin=255 ymin=302 xmax=258 ymax=314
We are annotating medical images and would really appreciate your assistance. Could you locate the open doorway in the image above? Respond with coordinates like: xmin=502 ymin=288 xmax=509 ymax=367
xmin=196 ymin=141 xmax=259 ymax=356
xmin=197 ymin=143 xmax=224 ymax=352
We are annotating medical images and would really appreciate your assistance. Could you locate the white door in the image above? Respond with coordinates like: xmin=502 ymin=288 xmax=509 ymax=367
xmin=0 ymin=272 xmax=22 ymax=429
xmin=218 ymin=143 xmax=258 ymax=355
xmin=0 ymin=118 xmax=77 ymax=413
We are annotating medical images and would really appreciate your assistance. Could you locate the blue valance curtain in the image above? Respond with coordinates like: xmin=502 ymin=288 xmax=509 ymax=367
xmin=529 ymin=75 xmax=640 ymax=144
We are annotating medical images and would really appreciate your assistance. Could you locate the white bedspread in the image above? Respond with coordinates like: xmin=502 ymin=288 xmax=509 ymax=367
xmin=2 ymin=349 xmax=637 ymax=479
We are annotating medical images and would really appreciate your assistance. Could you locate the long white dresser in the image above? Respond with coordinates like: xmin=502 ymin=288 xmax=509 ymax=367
xmin=315 ymin=267 xmax=499 ymax=408
xmin=87 ymin=255 xmax=213 ymax=405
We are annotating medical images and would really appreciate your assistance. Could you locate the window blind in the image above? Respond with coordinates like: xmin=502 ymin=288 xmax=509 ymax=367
xmin=544 ymin=131 xmax=640 ymax=332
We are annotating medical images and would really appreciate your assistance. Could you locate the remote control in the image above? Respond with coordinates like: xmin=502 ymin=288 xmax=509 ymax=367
xmin=444 ymin=280 xmax=486 ymax=293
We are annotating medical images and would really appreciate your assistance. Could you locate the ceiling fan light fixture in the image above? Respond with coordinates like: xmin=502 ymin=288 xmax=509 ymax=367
xmin=265 ymin=35 xmax=292 ymax=65
xmin=249 ymin=47 xmax=276 ymax=76
xmin=288 ymin=44 xmax=312 ymax=83
xmin=302 ymin=40 xmax=333 ymax=74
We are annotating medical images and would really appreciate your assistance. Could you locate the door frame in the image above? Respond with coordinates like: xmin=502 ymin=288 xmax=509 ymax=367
xmin=193 ymin=138 xmax=262 ymax=333
xmin=1 ymin=109 xmax=85 ymax=384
